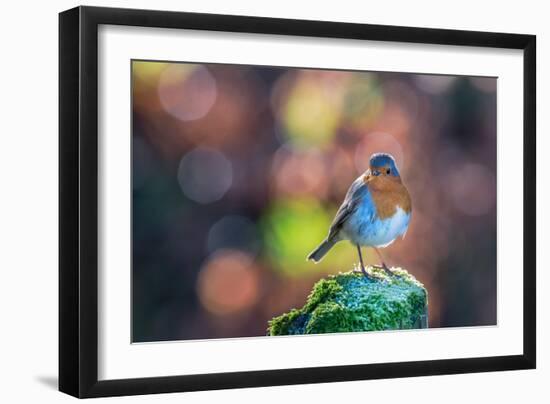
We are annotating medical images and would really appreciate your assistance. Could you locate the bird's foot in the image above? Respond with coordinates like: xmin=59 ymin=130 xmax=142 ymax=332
xmin=376 ymin=264 xmax=400 ymax=278
xmin=353 ymin=264 xmax=374 ymax=280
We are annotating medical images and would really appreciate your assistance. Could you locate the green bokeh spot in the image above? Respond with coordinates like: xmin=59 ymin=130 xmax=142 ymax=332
xmin=261 ymin=198 xmax=357 ymax=276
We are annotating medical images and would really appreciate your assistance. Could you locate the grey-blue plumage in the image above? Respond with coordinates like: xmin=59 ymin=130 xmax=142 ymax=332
xmin=307 ymin=238 xmax=337 ymax=262
xmin=307 ymin=176 xmax=366 ymax=262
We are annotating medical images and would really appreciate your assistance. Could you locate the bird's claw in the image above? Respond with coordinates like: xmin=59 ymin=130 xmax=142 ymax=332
xmin=353 ymin=264 xmax=374 ymax=280
xmin=377 ymin=264 xmax=400 ymax=278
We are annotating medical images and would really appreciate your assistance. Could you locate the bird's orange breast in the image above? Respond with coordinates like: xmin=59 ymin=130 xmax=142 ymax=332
xmin=363 ymin=174 xmax=412 ymax=220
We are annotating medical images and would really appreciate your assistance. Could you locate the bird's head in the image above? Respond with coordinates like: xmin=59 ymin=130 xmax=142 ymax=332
xmin=368 ymin=153 xmax=401 ymax=180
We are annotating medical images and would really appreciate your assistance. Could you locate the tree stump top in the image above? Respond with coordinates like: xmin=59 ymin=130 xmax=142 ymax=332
xmin=268 ymin=267 xmax=428 ymax=336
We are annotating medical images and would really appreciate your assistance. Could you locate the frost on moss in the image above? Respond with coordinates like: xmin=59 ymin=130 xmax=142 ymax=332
xmin=267 ymin=266 xmax=428 ymax=336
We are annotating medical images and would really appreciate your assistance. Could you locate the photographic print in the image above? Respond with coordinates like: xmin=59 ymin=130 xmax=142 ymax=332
xmin=131 ymin=60 xmax=497 ymax=343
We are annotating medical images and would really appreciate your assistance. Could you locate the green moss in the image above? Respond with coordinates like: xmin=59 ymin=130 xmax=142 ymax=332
xmin=267 ymin=266 xmax=428 ymax=336
xmin=306 ymin=301 xmax=354 ymax=333
xmin=303 ymin=277 xmax=343 ymax=313
xmin=267 ymin=308 xmax=310 ymax=335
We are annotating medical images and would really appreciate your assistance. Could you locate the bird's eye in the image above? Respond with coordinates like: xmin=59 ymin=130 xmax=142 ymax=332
xmin=386 ymin=168 xmax=391 ymax=175
xmin=372 ymin=170 xmax=379 ymax=176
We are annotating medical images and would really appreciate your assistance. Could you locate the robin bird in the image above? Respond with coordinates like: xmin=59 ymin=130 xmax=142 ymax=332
xmin=307 ymin=153 xmax=411 ymax=278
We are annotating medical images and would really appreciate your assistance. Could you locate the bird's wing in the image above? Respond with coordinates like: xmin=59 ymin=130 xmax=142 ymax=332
xmin=327 ymin=176 xmax=369 ymax=240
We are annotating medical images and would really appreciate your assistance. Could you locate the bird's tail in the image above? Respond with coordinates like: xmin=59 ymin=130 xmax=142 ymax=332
xmin=307 ymin=239 xmax=336 ymax=263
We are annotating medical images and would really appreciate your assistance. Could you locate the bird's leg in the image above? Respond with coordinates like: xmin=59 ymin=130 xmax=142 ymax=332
xmin=374 ymin=247 xmax=394 ymax=277
xmin=355 ymin=245 xmax=371 ymax=279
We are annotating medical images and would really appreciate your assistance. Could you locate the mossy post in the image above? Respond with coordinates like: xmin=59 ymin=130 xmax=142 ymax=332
xmin=268 ymin=267 xmax=428 ymax=336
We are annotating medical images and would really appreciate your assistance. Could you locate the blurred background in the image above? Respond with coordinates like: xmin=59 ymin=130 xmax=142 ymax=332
xmin=131 ymin=60 xmax=496 ymax=342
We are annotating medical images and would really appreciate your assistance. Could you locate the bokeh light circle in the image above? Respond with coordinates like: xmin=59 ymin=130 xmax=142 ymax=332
xmin=448 ymin=163 xmax=496 ymax=216
xmin=207 ymin=215 xmax=260 ymax=256
xmin=271 ymin=146 xmax=327 ymax=198
xmin=177 ymin=147 xmax=233 ymax=204
xmin=415 ymin=75 xmax=456 ymax=94
xmin=272 ymin=71 xmax=345 ymax=148
xmin=158 ymin=64 xmax=217 ymax=121
xmin=197 ymin=249 xmax=260 ymax=315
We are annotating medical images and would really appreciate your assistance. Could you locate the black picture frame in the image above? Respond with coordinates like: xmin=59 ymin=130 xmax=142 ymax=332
xmin=59 ymin=5 xmax=536 ymax=398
